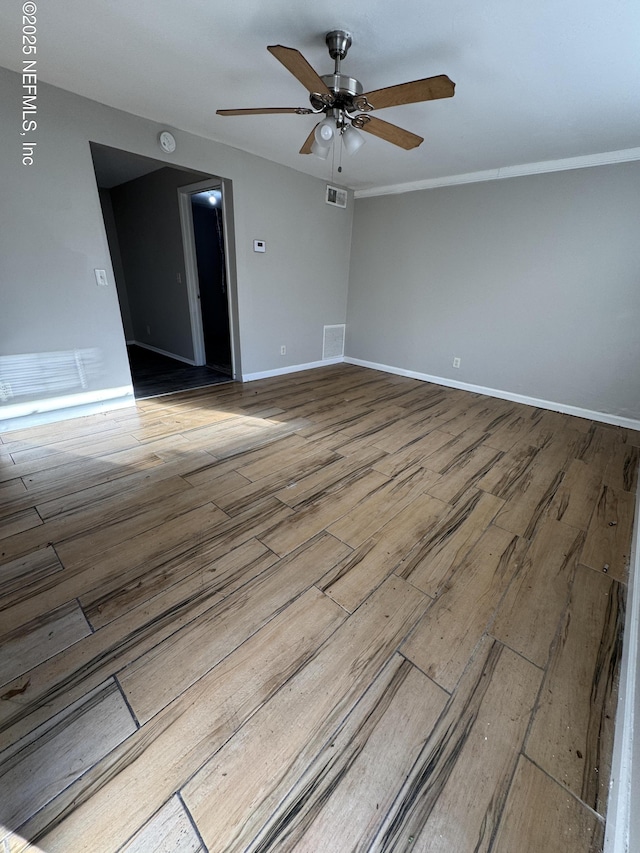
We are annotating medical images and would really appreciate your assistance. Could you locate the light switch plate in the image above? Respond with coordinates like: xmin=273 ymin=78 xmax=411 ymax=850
xmin=94 ymin=269 xmax=108 ymax=286
xmin=253 ymin=240 xmax=266 ymax=253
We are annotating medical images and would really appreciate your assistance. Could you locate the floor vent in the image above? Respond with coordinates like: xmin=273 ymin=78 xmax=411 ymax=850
xmin=323 ymin=324 xmax=345 ymax=359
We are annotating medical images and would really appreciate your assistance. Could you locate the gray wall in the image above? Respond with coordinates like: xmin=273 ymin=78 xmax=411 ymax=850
xmin=347 ymin=163 xmax=640 ymax=421
xmin=0 ymin=66 xmax=352 ymax=416
xmin=109 ymin=167 xmax=207 ymax=361
xmin=98 ymin=188 xmax=134 ymax=341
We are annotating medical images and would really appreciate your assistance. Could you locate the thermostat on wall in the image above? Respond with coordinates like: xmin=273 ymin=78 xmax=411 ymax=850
xmin=253 ymin=240 xmax=266 ymax=253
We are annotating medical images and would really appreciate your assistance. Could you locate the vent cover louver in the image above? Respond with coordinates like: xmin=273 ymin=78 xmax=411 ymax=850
xmin=323 ymin=324 xmax=345 ymax=359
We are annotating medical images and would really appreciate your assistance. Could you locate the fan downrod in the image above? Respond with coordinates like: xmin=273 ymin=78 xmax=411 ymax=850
xmin=309 ymin=30 xmax=363 ymax=111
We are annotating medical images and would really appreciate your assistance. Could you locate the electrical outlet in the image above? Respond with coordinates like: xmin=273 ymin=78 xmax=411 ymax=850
xmin=453 ymin=357 xmax=461 ymax=368
xmin=176 ymin=272 xmax=182 ymax=284
xmin=280 ymin=345 xmax=286 ymax=356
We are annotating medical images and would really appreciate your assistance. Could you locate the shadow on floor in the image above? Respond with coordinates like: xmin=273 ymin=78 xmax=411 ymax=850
xmin=127 ymin=345 xmax=233 ymax=399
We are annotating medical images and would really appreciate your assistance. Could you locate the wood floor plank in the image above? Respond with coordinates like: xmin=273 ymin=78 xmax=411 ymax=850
xmin=438 ymin=399 xmax=515 ymax=439
xmin=370 ymin=409 xmax=444 ymax=454
xmin=490 ymin=756 xmax=604 ymax=853
xmin=23 ymin=589 xmax=344 ymax=853
xmin=490 ymin=518 xmax=584 ymax=667
xmin=0 ymin=679 xmax=137 ymax=837
xmin=0 ymin=477 xmax=28 ymax=507
xmin=0 ymin=411 xmax=125 ymax=446
xmin=623 ymin=425 xmax=640 ymax=447
xmin=401 ymin=526 xmax=526 ymax=691
xmin=0 ymin=448 xmax=166 ymax=519
xmin=330 ymin=404 xmax=407 ymax=443
xmin=215 ymin=435 xmax=310 ymax=482
xmin=426 ymin=444 xmax=504 ymax=505
xmin=273 ymin=446 xmax=386 ymax=508
xmin=245 ymin=658 xmax=448 ymax=852
xmin=398 ymin=393 xmax=475 ymax=432
xmin=21 ymin=504 xmax=227 ymax=626
xmin=1 ymin=431 xmax=133 ymax=478
xmin=525 ymin=565 xmax=624 ymax=817
xmin=397 ymin=489 xmax=505 ymax=598
xmin=421 ymin=430 xmax=493 ymax=475
xmin=119 ymin=533 xmax=350 ymax=723
xmin=369 ymin=637 xmax=542 ymax=852
xmin=0 ymin=508 xmax=42 ymax=541
xmin=575 ymin=424 xmax=627 ymax=478
xmin=7 ymin=431 xmax=139 ymax=469
xmin=581 ymin=484 xmax=635 ymax=580
xmin=261 ymin=468 xmax=388 ymax=557
xmin=181 ymin=416 xmax=307 ymax=460
xmin=475 ymin=441 xmax=541 ymax=499
xmin=181 ymin=576 xmax=430 ymax=852
xmin=490 ymin=437 xmax=571 ymax=538
xmin=121 ymin=796 xmax=204 ymax=853
xmin=33 ymin=449 xmax=216 ymax=520
xmin=52 ymin=485 xmax=227 ymax=571
xmin=321 ymin=492 xmax=448 ymax=613
xmin=210 ymin=446 xmax=341 ymax=517
xmin=481 ymin=408 xmax=547 ymax=452
xmin=0 ymin=547 xmax=64 ymax=633
xmin=0 ymin=600 xmax=91 ymax=688
xmin=18 ymin=445 xmax=164 ymax=492
xmin=547 ymin=458 xmax=602 ymax=530
xmin=0 ymin=539 xmax=279 ymax=749
xmin=0 ymin=475 xmax=200 ymax=566
xmin=603 ymin=442 xmax=639 ymax=493
xmin=371 ymin=430 xmax=452 ymax=478
xmin=327 ymin=464 xmax=439 ymax=548
xmin=71 ymin=497 xmax=294 ymax=624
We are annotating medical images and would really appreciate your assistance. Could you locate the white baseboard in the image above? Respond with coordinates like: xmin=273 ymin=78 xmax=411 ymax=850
xmin=344 ymin=357 xmax=640 ymax=431
xmin=606 ymin=491 xmax=640 ymax=853
xmin=0 ymin=386 xmax=135 ymax=432
xmin=129 ymin=341 xmax=196 ymax=366
xmin=242 ymin=357 xmax=343 ymax=382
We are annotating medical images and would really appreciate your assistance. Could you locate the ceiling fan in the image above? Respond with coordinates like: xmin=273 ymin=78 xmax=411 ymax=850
xmin=217 ymin=30 xmax=455 ymax=160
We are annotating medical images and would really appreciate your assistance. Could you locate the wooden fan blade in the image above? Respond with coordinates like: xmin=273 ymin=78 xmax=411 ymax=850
xmin=267 ymin=45 xmax=333 ymax=97
xmin=362 ymin=75 xmax=455 ymax=110
xmin=359 ymin=116 xmax=423 ymax=149
xmin=217 ymin=107 xmax=311 ymax=116
xmin=299 ymin=125 xmax=318 ymax=155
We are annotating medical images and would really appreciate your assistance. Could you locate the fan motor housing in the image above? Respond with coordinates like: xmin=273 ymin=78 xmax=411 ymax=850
xmin=310 ymin=73 xmax=363 ymax=112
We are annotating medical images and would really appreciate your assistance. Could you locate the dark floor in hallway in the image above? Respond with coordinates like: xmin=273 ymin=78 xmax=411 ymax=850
xmin=127 ymin=345 xmax=232 ymax=399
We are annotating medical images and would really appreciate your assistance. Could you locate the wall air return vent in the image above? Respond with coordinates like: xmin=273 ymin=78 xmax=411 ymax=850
xmin=325 ymin=185 xmax=348 ymax=208
xmin=323 ymin=324 xmax=345 ymax=359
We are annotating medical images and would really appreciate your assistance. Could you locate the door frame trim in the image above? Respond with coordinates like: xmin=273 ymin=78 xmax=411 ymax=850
xmin=177 ymin=178 xmax=239 ymax=378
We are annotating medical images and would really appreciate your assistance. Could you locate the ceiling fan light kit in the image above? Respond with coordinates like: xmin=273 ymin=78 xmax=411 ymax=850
xmin=216 ymin=29 xmax=455 ymax=166
xmin=342 ymin=123 xmax=366 ymax=155
xmin=315 ymin=116 xmax=337 ymax=143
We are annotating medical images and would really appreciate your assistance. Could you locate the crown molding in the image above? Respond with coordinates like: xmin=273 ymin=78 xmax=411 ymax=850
xmin=354 ymin=147 xmax=640 ymax=199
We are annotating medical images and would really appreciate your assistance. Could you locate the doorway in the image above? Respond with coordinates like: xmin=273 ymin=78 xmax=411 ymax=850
xmin=177 ymin=177 xmax=240 ymax=383
xmin=91 ymin=143 xmax=239 ymax=398
xmin=190 ymin=188 xmax=232 ymax=374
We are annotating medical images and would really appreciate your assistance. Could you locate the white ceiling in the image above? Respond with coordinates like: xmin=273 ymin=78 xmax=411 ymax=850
xmin=2 ymin=0 xmax=639 ymax=190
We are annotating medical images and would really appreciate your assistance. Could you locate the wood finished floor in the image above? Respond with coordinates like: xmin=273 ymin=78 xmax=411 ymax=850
xmin=0 ymin=364 xmax=638 ymax=853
